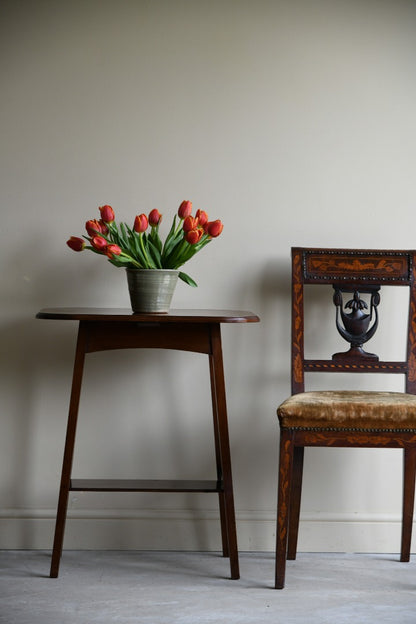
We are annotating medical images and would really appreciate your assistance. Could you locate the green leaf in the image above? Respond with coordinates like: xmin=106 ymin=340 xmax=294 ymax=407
xmin=119 ymin=222 xmax=129 ymax=247
xmin=128 ymin=230 xmax=147 ymax=266
xmin=179 ymin=271 xmax=198 ymax=287
xmin=150 ymin=226 xmax=163 ymax=253
xmin=162 ymin=216 xmax=181 ymax=259
xmin=147 ymin=238 xmax=162 ymax=268
xmin=107 ymin=222 xmax=121 ymax=246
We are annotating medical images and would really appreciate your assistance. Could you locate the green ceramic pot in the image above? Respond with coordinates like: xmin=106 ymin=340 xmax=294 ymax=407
xmin=126 ymin=268 xmax=179 ymax=313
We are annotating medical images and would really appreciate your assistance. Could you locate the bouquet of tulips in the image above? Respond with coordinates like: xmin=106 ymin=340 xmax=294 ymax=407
xmin=67 ymin=200 xmax=223 ymax=287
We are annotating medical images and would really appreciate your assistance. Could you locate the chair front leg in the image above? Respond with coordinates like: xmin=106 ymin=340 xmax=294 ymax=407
xmin=275 ymin=428 xmax=295 ymax=589
xmin=401 ymin=445 xmax=416 ymax=562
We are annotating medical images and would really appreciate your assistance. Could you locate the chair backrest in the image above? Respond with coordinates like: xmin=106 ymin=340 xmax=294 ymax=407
xmin=291 ymin=247 xmax=416 ymax=395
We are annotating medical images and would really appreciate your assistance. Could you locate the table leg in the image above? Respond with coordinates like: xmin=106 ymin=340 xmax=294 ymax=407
xmin=209 ymin=324 xmax=240 ymax=580
xmin=50 ymin=323 xmax=87 ymax=578
xmin=209 ymin=355 xmax=229 ymax=559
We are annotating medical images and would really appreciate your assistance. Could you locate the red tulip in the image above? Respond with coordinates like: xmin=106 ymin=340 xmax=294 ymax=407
xmin=86 ymin=219 xmax=104 ymax=237
xmin=99 ymin=204 xmax=115 ymax=223
xmin=91 ymin=235 xmax=108 ymax=252
xmin=206 ymin=219 xmax=223 ymax=238
xmin=195 ymin=209 xmax=208 ymax=227
xmin=106 ymin=244 xmax=122 ymax=259
xmin=66 ymin=236 xmax=85 ymax=252
xmin=183 ymin=216 xmax=198 ymax=232
xmin=185 ymin=227 xmax=203 ymax=245
xmin=178 ymin=200 xmax=192 ymax=220
xmin=134 ymin=213 xmax=148 ymax=233
xmin=148 ymin=209 xmax=162 ymax=226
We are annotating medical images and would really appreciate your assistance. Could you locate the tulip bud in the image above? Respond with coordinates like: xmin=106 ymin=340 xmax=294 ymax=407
xmin=148 ymin=209 xmax=162 ymax=227
xmin=178 ymin=200 xmax=192 ymax=220
xmin=66 ymin=236 xmax=85 ymax=252
xmin=99 ymin=205 xmax=115 ymax=223
xmin=183 ymin=216 xmax=198 ymax=232
xmin=195 ymin=209 xmax=208 ymax=227
xmin=86 ymin=219 xmax=103 ymax=237
xmin=206 ymin=219 xmax=223 ymax=238
xmin=134 ymin=213 xmax=149 ymax=233
xmin=185 ymin=227 xmax=203 ymax=245
xmin=91 ymin=235 xmax=108 ymax=252
xmin=106 ymin=244 xmax=122 ymax=259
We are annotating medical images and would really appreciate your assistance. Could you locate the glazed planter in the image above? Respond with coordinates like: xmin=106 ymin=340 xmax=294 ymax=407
xmin=126 ymin=268 xmax=179 ymax=313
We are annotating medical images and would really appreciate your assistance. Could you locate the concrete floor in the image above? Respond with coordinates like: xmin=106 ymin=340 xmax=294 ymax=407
xmin=1 ymin=550 xmax=415 ymax=623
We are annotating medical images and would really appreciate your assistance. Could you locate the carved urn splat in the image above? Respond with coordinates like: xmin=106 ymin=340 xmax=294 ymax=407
xmin=332 ymin=286 xmax=380 ymax=361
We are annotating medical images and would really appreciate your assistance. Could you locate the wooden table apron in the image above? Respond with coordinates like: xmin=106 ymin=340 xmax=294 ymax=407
xmin=36 ymin=308 xmax=259 ymax=580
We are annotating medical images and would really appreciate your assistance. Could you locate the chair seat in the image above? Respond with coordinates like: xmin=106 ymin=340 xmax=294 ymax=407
xmin=277 ymin=390 xmax=416 ymax=431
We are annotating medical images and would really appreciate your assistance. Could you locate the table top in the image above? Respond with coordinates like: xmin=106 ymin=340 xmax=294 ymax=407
xmin=36 ymin=307 xmax=260 ymax=324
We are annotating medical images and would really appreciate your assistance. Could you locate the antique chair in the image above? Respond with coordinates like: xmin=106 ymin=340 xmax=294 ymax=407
xmin=275 ymin=247 xmax=416 ymax=589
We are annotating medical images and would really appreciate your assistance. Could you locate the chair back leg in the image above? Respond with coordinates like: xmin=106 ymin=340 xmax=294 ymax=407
xmin=287 ymin=445 xmax=304 ymax=560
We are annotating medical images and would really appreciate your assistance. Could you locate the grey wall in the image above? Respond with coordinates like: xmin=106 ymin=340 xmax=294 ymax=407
xmin=1 ymin=0 xmax=416 ymax=551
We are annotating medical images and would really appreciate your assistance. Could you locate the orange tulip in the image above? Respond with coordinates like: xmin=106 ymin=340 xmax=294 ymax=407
xmin=99 ymin=205 xmax=115 ymax=223
xmin=183 ymin=216 xmax=198 ymax=232
xmin=86 ymin=219 xmax=104 ymax=237
xmin=206 ymin=220 xmax=223 ymax=238
xmin=66 ymin=236 xmax=85 ymax=252
xmin=91 ymin=235 xmax=108 ymax=252
xmin=195 ymin=209 xmax=208 ymax=227
xmin=178 ymin=200 xmax=192 ymax=219
xmin=134 ymin=213 xmax=148 ymax=233
xmin=148 ymin=209 xmax=162 ymax=226
xmin=185 ymin=227 xmax=203 ymax=245
xmin=106 ymin=244 xmax=122 ymax=259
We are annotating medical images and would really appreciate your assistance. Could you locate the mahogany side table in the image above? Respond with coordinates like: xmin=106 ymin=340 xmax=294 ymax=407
xmin=36 ymin=307 xmax=260 ymax=580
